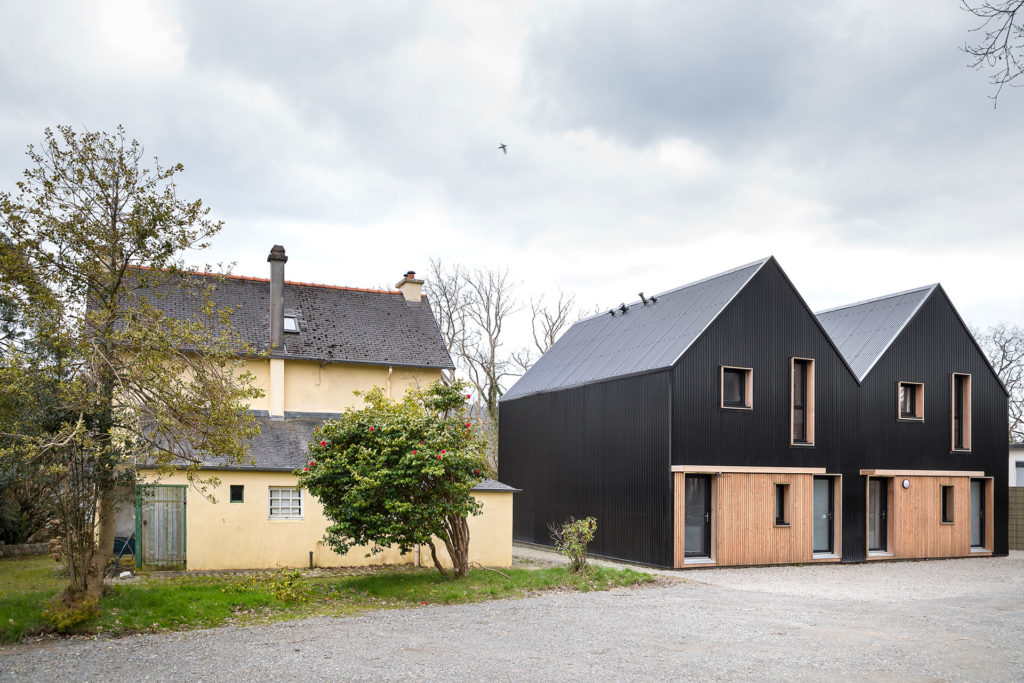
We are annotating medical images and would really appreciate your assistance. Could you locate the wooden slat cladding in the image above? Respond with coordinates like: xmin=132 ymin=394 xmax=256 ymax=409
xmin=673 ymin=471 xmax=841 ymax=567
xmin=865 ymin=474 xmax=993 ymax=559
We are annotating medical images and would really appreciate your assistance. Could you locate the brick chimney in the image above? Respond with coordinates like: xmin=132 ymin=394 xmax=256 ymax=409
xmin=267 ymin=245 xmax=287 ymax=419
xmin=395 ymin=270 xmax=424 ymax=303
xmin=268 ymin=245 xmax=288 ymax=350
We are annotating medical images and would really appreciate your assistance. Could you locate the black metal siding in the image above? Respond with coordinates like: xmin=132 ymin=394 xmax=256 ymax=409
xmin=855 ymin=289 xmax=1009 ymax=555
xmin=671 ymin=260 xmax=863 ymax=557
xmin=498 ymin=371 xmax=673 ymax=567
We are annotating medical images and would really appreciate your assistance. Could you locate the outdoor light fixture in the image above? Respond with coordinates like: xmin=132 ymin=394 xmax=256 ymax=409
xmin=903 ymin=479 xmax=910 ymax=489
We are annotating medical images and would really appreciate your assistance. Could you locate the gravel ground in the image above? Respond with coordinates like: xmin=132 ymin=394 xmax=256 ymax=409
xmin=3 ymin=551 xmax=1022 ymax=681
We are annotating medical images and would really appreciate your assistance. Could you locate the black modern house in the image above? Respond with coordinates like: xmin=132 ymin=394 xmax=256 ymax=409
xmin=498 ymin=257 xmax=1007 ymax=568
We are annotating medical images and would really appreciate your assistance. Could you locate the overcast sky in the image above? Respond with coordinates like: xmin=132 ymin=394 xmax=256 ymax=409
xmin=1 ymin=1 xmax=1022 ymax=357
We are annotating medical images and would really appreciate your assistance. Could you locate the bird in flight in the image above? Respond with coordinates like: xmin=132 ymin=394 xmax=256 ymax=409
xmin=498 ymin=143 xmax=507 ymax=155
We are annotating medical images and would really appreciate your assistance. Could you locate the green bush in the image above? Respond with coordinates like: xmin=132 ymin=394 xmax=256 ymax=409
xmin=41 ymin=591 xmax=99 ymax=632
xmin=224 ymin=569 xmax=311 ymax=603
xmin=549 ymin=516 xmax=598 ymax=573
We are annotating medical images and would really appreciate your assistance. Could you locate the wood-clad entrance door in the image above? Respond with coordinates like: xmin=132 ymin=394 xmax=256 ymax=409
xmin=970 ymin=479 xmax=985 ymax=549
xmin=684 ymin=475 xmax=712 ymax=558
xmin=812 ymin=476 xmax=833 ymax=554
xmin=136 ymin=485 xmax=186 ymax=570
xmin=868 ymin=478 xmax=888 ymax=552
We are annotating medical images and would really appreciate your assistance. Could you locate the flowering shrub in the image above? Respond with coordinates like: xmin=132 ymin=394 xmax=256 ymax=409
xmin=298 ymin=380 xmax=488 ymax=578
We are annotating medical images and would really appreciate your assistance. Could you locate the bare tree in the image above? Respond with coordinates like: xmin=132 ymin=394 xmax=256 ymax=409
xmin=963 ymin=0 xmax=1024 ymax=105
xmin=459 ymin=267 xmax=520 ymax=423
xmin=973 ymin=323 xmax=1024 ymax=442
xmin=512 ymin=292 xmax=578 ymax=373
xmin=424 ymin=258 xmax=469 ymax=385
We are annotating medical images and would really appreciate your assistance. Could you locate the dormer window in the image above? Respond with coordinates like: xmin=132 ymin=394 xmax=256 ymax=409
xmin=283 ymin=313 xmax=300 ymax=333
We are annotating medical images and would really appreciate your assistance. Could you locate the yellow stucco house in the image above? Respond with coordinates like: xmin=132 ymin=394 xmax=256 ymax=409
xmin=123 ymin=245 xmax=518 ymax=571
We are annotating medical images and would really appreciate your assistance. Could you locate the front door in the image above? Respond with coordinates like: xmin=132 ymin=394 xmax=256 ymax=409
xmin=684 ymin=475 xmax=712 ymax=558
xmin=136 ymin=485 xmax=186 ymax=569
xmin=868 ymin=478 xmax=887 ymax=552
xmin=970 ymin=479 xmax=985 ymax=549
xmin=813 ymin=476 xmax=834 ymax=554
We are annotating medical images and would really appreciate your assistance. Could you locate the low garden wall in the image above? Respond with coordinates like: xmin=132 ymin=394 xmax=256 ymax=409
xmin=0 ymin=541 xmax=49 ymax=558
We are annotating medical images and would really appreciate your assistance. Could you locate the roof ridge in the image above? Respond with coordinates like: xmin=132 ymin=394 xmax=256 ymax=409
xmin=575 ymin=256 xmax=772 ymax=323
xmin=816 ymin=283 xmax=938 ymax=316
xmin=130 ymin=265 xmax=411 ymax=296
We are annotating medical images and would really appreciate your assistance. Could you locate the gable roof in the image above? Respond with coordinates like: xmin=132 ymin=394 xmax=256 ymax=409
xmin=501 ymin=258 xmax=770 ymax=401
xmin=815 ymin=285 xmax=937 ymax=381
xmin=131 ymin=269 xmax=454 ymax=370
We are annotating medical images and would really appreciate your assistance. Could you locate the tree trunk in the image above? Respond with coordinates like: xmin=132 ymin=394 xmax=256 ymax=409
xmin=84 ymin=486 xmax=116 ymax=599
xmin=428 ymin=541 xmax=452 ymax=579
xmin=442 ymin=514 xmax=470 ymax=578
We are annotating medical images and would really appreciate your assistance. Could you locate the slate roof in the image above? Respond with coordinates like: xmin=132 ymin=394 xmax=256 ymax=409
xmin=471 ymin=478 xmax=521 ymax=493
xmin=129 ymin=269 xmax=454 ymax=370
xmin=815 ymin=285 xmax=937 ymax=381
xmin=501 ymin=258 xmax=769 ymax=401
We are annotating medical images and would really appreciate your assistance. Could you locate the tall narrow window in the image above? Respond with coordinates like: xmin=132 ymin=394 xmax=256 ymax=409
xmin=774 ymin=483 xmax=791 ymax=526
xmin=721 ymin=366 xmax=753 ymax=410
xmin=898 ymin=382 xmax=924 ymax=420
xmin=791 ymin=358 xmax=814 ymax=445
xmin=952 ymin=373 xmax=972 ymax=451
xmin=941 ymin=485 xmax=954 ymax=524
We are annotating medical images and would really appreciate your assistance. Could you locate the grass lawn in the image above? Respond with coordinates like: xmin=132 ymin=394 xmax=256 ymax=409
xmin=0 ymin=556 xmax=655 ymax=644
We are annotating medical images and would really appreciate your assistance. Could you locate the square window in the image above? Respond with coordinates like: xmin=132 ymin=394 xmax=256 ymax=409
xmin=775 ymin=483 xmax=791 ymax=526
xmin=283 ymin=314 xmax=300 ymax=333
xmin=229 ymin=485 xmax=244 ymax=503
xmin=269 ymin=487 xmax=303 ymax=519
xmin=898 ymin=382 xmax=924 ymax=421
xmin=721 ymin=367 xmax=753 ymax=409
xmin=941 ymin=485 xmax=954 ymax=524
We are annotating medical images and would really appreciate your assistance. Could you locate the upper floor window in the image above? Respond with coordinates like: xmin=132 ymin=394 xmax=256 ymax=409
xmin=952 ymin=373 xmax=971 ymax=451
xmin=283 ymin=313 xmax=300 ymax=333
xmin=721 ymin=366 xmax=753 ymax=410
xmin=791 ymin=358 xmax=815 ymax=445
xmin=898 ymin=382 xmax=924 ymax=421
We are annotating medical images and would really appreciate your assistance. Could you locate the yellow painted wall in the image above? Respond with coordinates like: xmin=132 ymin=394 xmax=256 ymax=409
xmin=141 ymin=470 xmax=513 ymax=570
xmin=239 ymin=359 xmax=270 ymax=413
xmin=281 ymin=360 xmax=440 ymax=414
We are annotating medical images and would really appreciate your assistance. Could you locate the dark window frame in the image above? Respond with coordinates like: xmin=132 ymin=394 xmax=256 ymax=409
xmin=940 ymin=485 xmax=954 ymax=524
xmin=229 ymin=484 xmax=244 ymax=504
xmin=720 ymin=366 xmax=753 ymax=410
xmin=791 ymin=358 xmax=815 ymax=446
xmin=897 ymin=381 xmax=924 ymax=421
xmin=952 ymin=373 xmax=972 ymax=452
xmin=774 ymin=482 xmax=791 ymax=526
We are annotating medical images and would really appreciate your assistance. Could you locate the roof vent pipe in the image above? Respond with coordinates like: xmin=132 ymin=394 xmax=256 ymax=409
xmin=639 ymin=292 xmax=648 ymax=306
xmin=268 ymin=245 xmax=288 ymax=351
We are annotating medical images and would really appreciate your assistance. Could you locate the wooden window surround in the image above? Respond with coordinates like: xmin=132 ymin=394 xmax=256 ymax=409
xmin=941 ymin=485 xmax=954 ymax=524
xmin=774 ymin=483 xmax=791 ymax=526
xmin=951 ymin=373 xmax=972 ymax=452
xmin=790 ymin=358 xmax=815 ymax=446
xmin=721 ymin=366 xmax=753 ymax=410
xmin=897 ymin=381 xmax=924 ymax=421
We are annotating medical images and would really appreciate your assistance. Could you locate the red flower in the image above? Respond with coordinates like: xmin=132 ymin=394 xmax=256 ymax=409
xmin=441 ymin=450 xmax=446 ymax=454
xmin=369 ymin=426 xmax=374 ymax=431
xmin=465 ymin=422 xmax=470 ymax=428
xmin=303 ymin=467 xmax=309 ymax=472
xmin=436 ymin=454 xmax=442 ymax=459
xmin=474 ymin=469 xmax=480 ymax=475
xmin=320 ymin=440 xmax=326 ymax=447
xmin=466 ymin=394 xmax=471 ymax=399
xmin=309 ymin=460 xmax=315 ymax=467
xmin=413 ymin=450 xmax=417 ymax=454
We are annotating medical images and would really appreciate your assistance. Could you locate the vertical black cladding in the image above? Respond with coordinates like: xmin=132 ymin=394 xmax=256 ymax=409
xmin=498 ymin=371 xmax=673 ymax=567
xmin=856 ymin=288 xmax=1009 ymax=555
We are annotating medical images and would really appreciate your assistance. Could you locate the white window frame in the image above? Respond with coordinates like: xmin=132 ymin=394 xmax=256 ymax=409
xmin=269 ymin=487 xmax=303 ymax=520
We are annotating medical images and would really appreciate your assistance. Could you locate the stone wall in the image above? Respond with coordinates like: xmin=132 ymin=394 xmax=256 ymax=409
xmin=0 ymin=541 xmax=49 ymax=558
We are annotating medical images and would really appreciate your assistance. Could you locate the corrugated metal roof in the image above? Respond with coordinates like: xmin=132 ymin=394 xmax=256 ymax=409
xmin=501 ymin=258 xmax=769 ymax=401
xmin=815 ymin=285 xmax=937 ymax=381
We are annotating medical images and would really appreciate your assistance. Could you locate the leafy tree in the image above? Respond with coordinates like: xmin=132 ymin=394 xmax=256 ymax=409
xmin=298 ymin=381 xmax=488 ymax=578
xmin=0 ymin=126 xmax=261 ymax=601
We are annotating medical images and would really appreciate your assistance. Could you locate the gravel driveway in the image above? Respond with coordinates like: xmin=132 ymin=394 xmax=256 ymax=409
xmin=3 ymin=552 xmax=1022 ymax=681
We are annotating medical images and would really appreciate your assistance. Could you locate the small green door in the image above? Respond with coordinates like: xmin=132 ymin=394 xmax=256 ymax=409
xmin=136 ymin=485 xmax=186 ymax=569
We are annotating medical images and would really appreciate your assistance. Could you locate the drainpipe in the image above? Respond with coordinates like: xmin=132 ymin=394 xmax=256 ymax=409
xmin=387 ymin=366 xmax=393 ymax=399
xmin=414 ymin=544 xmax=420 ymax=567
